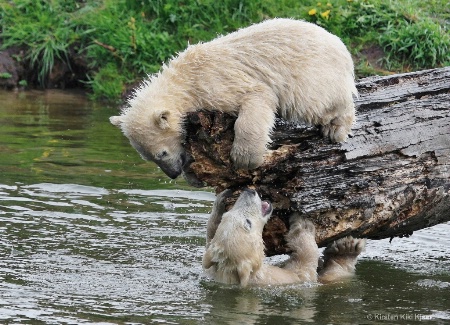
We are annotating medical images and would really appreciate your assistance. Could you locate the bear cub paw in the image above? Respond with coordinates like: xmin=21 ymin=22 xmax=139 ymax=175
xmin=215 ymin=189 xmax=233 ymax=206
xmin=324 ymin=236 xmax=366 ymax=258
xmin=230 ymin=144 xmax=265 ymax=170
xmin=321 ymin=116 xmax=353 ymax=143
xmin=288 ymin=215 xmax=316 ymax=236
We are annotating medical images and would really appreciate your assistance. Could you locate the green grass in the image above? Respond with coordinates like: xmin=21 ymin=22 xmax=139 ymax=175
xmin=303 ymin=0 xmax=450 ymax=71
xmin=0 ymin=0 xmax=81 ymax=86
xmin=380 ymin=17 xmax=450 ymax=70
xmin=1 ymin=0 xmax=449 ymax=101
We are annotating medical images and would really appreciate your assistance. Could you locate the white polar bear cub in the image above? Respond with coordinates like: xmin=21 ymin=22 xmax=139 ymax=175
xmin=203 ymin=189 xmax=366 ymax=287
xmin=111 ymin=18 xmax=357 ymax=179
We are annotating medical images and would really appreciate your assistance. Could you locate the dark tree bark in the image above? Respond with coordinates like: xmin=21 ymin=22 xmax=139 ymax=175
xmin=183 ymin=67 xmax=450 ymax=256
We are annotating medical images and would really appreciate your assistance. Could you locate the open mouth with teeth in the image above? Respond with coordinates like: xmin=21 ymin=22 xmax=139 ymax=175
xmin=261 ymin=201 xmax=273 ymax=217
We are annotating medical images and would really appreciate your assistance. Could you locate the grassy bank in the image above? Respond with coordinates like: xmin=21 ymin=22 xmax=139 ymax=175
xmin=1 ymin=0 xmax=449 ymax=101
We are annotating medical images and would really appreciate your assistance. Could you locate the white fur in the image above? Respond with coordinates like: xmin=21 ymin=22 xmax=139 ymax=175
xmin=204 ymin=190 xmax=365 ymax=287
xmin=111 ymin=18 xmax=357 ymax=176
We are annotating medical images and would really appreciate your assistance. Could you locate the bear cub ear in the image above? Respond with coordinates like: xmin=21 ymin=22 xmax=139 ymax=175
xmin=110 ymin=116 xmax=123 ymax=127
xmin=154 ymin=110 xmax=170 ymax=129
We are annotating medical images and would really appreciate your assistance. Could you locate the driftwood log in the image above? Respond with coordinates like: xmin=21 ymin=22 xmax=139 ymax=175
xmin=183 ymin=67 xmax=450 ymax=256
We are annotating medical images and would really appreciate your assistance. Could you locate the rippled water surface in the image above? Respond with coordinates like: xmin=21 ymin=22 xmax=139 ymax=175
xmin=0 ymin=90 xmax=449 ymax=324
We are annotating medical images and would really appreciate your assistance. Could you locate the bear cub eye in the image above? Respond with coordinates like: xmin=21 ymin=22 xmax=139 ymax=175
xmin=156 ymin=150 xmax=168 ymax=160
xmin=244 ymin=218 xmax=252 ymax=231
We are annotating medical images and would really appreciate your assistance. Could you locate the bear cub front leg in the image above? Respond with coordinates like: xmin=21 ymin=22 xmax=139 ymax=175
xmin=230 ymin=90 xmax=276 ymax=170
xmin=206 ymin=189 xmax=232 ymax=247
xmin=318 ymin=236 xmax=366 ymax=283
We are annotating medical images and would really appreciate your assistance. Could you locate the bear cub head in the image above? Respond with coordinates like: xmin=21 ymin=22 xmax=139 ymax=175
xmin=204 ymin=189 xmax=273 ymax=285
xmin=110 ymin=109 xmax=187 ymax=179
xmin=229 ymin=188 xmax=273 ymax=234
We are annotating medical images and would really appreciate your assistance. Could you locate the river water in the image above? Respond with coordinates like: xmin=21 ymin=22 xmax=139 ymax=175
xmin=0 ymin=90 xmax=449 ymax=324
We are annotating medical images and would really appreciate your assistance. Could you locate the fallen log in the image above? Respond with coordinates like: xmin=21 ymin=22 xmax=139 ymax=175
xmin=183 ymin=67 xmax=450 ymax=256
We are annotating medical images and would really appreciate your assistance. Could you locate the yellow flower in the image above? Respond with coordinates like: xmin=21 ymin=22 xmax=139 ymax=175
xmin=42 ymin=150 xmax=50 ymax=158
xmin=321 ymin=9 xmax=331 ymax=19
xmin=317 ymin=2 xmax=322 ymax=6
xmin=308 ymin=8 xmax=317 ymax=15
xmin=327 ymin=2 xmax=332 ymax=6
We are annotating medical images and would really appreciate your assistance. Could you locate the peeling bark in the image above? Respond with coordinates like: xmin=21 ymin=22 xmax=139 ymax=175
xmin=183 ymin=67 xmax=450 ymax=256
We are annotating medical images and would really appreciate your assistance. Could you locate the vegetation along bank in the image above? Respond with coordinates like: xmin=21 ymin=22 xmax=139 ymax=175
xmin=0 ymin=0 xmax=449 ymax=101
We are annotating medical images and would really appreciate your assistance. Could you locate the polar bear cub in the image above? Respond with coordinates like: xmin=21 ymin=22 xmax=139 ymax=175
xmin=203 ymin=189 xmax=366 ymax=286
xmin=110 ymin=18 xmax=357 ymax=179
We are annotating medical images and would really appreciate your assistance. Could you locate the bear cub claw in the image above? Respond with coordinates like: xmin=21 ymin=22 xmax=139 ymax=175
xmin=324 ymin=236 xmax=366 ymax=257
xmin=321 ymin=116 xmax=353 ymax=143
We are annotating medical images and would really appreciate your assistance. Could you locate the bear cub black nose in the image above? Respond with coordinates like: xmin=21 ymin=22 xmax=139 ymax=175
xmin=243 ymin=188 xmax=256 ymax=195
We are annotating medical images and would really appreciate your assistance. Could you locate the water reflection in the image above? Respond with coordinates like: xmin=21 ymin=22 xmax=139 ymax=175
xmin=0 ymin=90 xmax=187 ymax=189
xmin=0 ymin=90 xmax=449 ymax=324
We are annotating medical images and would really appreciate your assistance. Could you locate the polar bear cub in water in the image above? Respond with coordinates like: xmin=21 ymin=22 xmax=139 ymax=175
xmin=203 ymin=189 xmax=366 ymax=286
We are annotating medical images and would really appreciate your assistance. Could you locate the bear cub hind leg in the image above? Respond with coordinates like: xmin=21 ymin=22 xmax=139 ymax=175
xmin=282 ymin=215 xmax=320 ymax=282
xmin=318 ymin=236 xmax=366 ymax=283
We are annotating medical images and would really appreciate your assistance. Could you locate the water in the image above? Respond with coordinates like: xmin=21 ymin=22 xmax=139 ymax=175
xmin=0 ymin=90 xmax=449 ymax=324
